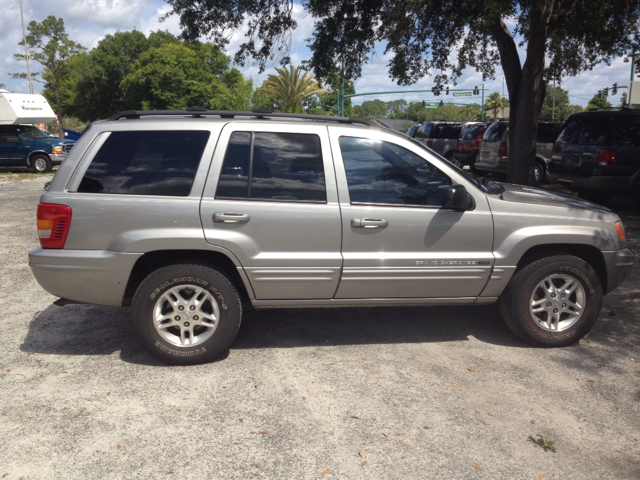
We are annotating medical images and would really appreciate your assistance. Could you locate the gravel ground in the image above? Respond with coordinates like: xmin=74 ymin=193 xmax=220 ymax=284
xmin=1 ymin=176 xmax=639 ymax=480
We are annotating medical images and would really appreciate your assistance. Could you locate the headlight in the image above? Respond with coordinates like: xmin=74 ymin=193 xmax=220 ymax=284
xmin=51 ymin=145 xmax=63 ymax=154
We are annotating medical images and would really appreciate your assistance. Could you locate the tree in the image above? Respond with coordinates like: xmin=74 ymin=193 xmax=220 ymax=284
xmin=620 ymin=91 xmax=628 ymax=108
xmin=484 ymin=92 xmax=509 ymax=121
xmin=257 ymin=66 xmax=327 ymax=113
xmin=121 ymin=42 xmax=253 ymax=111
xmin=354 ymin=99 xmax=389 ymax=119
xmin=314 ymin=66 xmax=355 ymax=116
xmin=12 ymin=16 xmax=85 ymax=128
xmin=539 ymin=85 xmax=570 ymax=121
xmin=586 ymin=94 xmax=613 ymax=110
xmin=165 ymin=0 xmax=640 ymax=186
xmin=0 ymin=83 xmax=5 ymax=90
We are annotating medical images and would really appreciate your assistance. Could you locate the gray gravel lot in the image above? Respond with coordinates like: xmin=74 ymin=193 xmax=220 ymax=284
xmin=1 ymin=175 xmax=639 ymax=479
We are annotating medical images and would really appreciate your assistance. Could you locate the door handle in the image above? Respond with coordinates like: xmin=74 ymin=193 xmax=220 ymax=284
xmin=351 ymin=218 xmax=388 ymax=228
xmin=213 ymin=212 xmax=250 ymax=223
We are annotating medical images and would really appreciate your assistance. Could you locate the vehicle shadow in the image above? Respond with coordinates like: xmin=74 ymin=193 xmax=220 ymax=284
xmin=20 ymin=303 xmax=533 ymax=365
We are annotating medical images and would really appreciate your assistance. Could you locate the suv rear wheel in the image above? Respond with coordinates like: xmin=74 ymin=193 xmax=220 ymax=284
xmin=132 ymin=264 xmax=242 ymax=365
xmin=499 ymin=255 xmax=602 ymax=347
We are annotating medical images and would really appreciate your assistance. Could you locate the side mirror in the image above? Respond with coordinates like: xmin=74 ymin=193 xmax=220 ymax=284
xmin=6 ymin=136 xmax=21 ymax=145
xmin=444 ymin=184 xmax=471 ymax=211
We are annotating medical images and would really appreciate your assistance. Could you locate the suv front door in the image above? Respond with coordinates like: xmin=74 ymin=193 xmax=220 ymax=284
xmin=329 ymin=130 xmax=494 ymax=300
xmin=200 ymin=123 xmax=343 ymax=300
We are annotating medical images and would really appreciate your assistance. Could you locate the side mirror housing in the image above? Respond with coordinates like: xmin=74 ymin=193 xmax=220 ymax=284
xmin=444 ymin=184 xmax=471 ymax=211
xmin=6 ymin=136 xmax=22 ymax=145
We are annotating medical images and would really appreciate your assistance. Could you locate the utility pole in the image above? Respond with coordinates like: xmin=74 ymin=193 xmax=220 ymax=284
xmin=481 ymin=84 xmax=485 ymax=121
xmin=552 ymin=75 xmax=556 ymax=121
xmin=20 ymin=0 xmax=34 ymax=94
xmin=631 ymin=49 xmax=635 ymax=109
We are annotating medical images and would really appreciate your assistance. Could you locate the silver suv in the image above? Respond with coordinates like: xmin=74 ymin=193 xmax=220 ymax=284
xmin=29 ymin=109 xmax=634 ymax=365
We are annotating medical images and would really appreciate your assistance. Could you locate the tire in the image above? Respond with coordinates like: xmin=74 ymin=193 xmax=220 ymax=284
xmin=446 ymin=151 xmax=461 ymax=167
xmin=499 ymin=255 xmax=602 ymax=347
xmin=31 ymin=154 xmax=52 ymax=173
xmin=132 ymin=264 xmax=242 ymax=365
xmin=533 ymin=161 xmax=545 ymax=184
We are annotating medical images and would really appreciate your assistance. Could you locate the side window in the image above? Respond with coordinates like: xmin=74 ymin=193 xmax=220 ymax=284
xmin=537 ymin=124 xmax=563 ymax=144
xmin=414 ymin=123 xmax=431 ymax=139
xmin=558 ymin=115 xmax=607 ymax=146
xmin=78 ymin=130 xmax=210 ymax=196
xmin=216 ymin=131 xmax=326 ymax=202
xmin=339 ymin=137 xmax=452 ymax=207
xmin=611 ymin=116 xmax=640 ymax=146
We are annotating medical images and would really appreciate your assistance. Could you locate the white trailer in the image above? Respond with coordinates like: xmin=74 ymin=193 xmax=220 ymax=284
xmin=0 ymin=92 xmax=56 ymax=125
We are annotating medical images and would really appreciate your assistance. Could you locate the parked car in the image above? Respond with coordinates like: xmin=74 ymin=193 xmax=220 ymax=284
xmin=406 ymin=124 xmax=421 ymax=138
xmin=547 ymin=110 xmax=640 ymax=211
xmin=62 ymin=128 xmax=83 ymax=141
xmin=455 ymin=123 xmax=489 ymax=170
xmin=475 ymin=121 xmax=563 ymax=182
xmin=0 ymin=124 xmax=75 ymax=172
xmin=29 ymin=109 xmax=633 ymax=365
xmin=412 ymin=121 xmax=482 ymax=164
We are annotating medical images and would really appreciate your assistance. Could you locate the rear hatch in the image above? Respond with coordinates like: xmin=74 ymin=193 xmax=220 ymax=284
xmin=550 ymin=113 xmax=610 ymax=178
xmin=479 ymin=122 xmax=508 ymax=165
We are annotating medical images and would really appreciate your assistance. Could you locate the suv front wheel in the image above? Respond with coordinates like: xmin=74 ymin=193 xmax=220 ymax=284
xmin=132 ymin=264 xmax=242 ymax=365
xmin=499 ymin=255 xmax=602 ymax=347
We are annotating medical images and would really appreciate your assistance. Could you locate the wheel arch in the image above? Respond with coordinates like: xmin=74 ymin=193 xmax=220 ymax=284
xmin=514 ymin=244 xmax=607 ymax=294
xmin=123 ymin=249 xmax=254 ymax=306
xmin=27 ymin=150 xmax=51 ymax=166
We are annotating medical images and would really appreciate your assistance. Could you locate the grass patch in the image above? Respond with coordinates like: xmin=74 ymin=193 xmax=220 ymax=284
xmin=0 ymin=170 xmax=55 ymax=182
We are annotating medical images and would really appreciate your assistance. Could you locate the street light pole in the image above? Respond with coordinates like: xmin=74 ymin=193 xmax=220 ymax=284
xmin=481 ymin=84 xmax=485 ymax=121
xmin=20 ymin=0 xmax=34 ymax=94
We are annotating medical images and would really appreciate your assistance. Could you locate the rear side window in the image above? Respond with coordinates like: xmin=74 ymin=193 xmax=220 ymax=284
xmin=430 ymin=123 xmax=462 ymax=139
xmin=461 ymin=124 xmax=486 ymax=140
xmin=216 ymin=132 xmax=326 ymax=202
xmin=557 ymin=115 xmax=608 ymax=146
xmin=414 ymin=123 xmax=432 ymax=139
xmin=536 ymin=123 xmax=563 ymax=143
xmin=610 ymin=116 xmax=640 ymax=146
xmin=78 ymin=130 xmax=210 ymax=196
xmin=484 ymin=122 xmax=508 ymax=142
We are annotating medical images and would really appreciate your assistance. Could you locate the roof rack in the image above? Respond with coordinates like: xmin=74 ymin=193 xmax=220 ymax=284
xmin=107 ymin=107 xmax=376 ymax=127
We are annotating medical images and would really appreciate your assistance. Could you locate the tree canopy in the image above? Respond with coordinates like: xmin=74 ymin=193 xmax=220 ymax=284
xmin=586 ymin=94 xmax=614 ymax=111
xmin=12 ymin=16 xmax=85 ymax=128
xmin=165 ymin=0 xmax=640 ymax=185
xmin=257 ymin=65 xmax=328 ymax=113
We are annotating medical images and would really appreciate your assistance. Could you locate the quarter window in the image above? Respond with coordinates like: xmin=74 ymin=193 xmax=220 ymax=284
xmin=339 ymin=137 xmax=452 ymax=206
xmin=78 ymin=130 xmax=210 ymax=196
xmin=216 ymin=132 xmax=326 ymax=202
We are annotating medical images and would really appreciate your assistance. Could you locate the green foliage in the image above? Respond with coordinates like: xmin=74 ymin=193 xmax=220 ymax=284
xmin=315 ymin=66 xmax=355 ymax=117
xmin=528 ymin=435 xmax=557 ymax=453
xmin=620 ymin=91 xmax=628 ymax=108
xmin=586 ymin=94 xmax=613 ymax=110
xmin=257 ymin=65 xmax=328 ymax=113
xmin=12 ymin=16 xmax=85 ymax=126
xmin=354 ymin=100 xmax=389 ymax=119
xmin=0 ymin=83 xmax=5 ymax=89
xmin=484 ymin=92 xmax=509 ymax=121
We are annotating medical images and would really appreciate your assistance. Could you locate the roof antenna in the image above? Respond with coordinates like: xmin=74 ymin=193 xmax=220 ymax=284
xmin=186 ymin=105 xmax=207 ymax=118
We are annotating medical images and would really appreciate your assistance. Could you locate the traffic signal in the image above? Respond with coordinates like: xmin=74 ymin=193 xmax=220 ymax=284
xmin=445 ymin=87 xmax=449 ymax=95
xmin=473 ymin=86 xmax=479 ymax=95
xmin=422 ymin=100 xmax=426 ymax=107
xmin=612 ymin=83 xmax=617 ymax=95
xmin=603 ymin=87 xmax=608 ymax=96
xmin=439 ymin=100 xmax=444 ymax=107
xmin=598 ymin=90 xmax=602 ymax=98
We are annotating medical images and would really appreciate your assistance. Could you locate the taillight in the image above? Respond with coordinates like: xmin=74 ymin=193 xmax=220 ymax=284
xmin=37 ymin=203 xmax=72 ymax=249
xmin=498 ymin=142 xmax=508 ymax=157
xmin=598 ymin=148 xmax=616 ymax=166
xmin=426 ymin=140 xmax=433 ymax=148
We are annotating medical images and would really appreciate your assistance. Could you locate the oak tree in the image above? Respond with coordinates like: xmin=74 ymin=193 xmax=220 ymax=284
xmin=165 ymin=0 xmax=640 ymax=185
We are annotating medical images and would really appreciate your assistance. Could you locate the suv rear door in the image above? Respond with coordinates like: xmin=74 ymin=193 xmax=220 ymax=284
xmin=200 ymin=122 xmax=343 ymax=300
xmin=328 ymin=127 xmax=494 ymax=300
xmin=552 ymin=113 xmax=609 ymax=177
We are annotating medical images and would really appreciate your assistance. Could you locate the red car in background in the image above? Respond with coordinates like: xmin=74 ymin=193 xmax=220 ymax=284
xmin=455 ymin=123 xmax=489 ymax=170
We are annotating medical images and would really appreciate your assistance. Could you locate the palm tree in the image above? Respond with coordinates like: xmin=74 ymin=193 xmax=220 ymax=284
xmin=257 ymin=65 xmax=328 ymax=113
xmin=484 ymin=92 xmax=509 ymax=121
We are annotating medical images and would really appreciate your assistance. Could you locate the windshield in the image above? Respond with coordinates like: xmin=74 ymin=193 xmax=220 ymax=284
xmin=17 ymin=125 xmax=48 ymax=140
xmin=461 ymin=124 xmax=486 ymax=140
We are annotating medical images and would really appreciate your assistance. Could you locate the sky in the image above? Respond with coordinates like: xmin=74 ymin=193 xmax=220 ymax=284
xmin=0 ymin=0 xmax=634 ymax=109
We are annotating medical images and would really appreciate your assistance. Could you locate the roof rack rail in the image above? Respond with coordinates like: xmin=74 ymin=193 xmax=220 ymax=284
xmin=107 ymin=108 xmax=376 ymax=126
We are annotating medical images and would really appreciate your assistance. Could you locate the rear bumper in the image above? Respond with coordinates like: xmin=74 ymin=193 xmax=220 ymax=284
xmin=29 ymin=248 xmax=142 ymax=306
xmin=546 ymin=172 xmax=631 ymax=193
xmin=603 ymin=248 xmax=635 ymax=294
xmin=454 ymin=151 xmax=478 ymax=165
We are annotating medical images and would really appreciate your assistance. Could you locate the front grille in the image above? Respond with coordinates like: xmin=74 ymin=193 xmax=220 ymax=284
xmin=64 ymin=144 xmax=74 ymax=154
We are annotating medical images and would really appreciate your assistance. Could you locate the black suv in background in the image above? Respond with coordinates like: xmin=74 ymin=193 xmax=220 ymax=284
xmin=547 ymin=110 xmax=640 ymax=211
